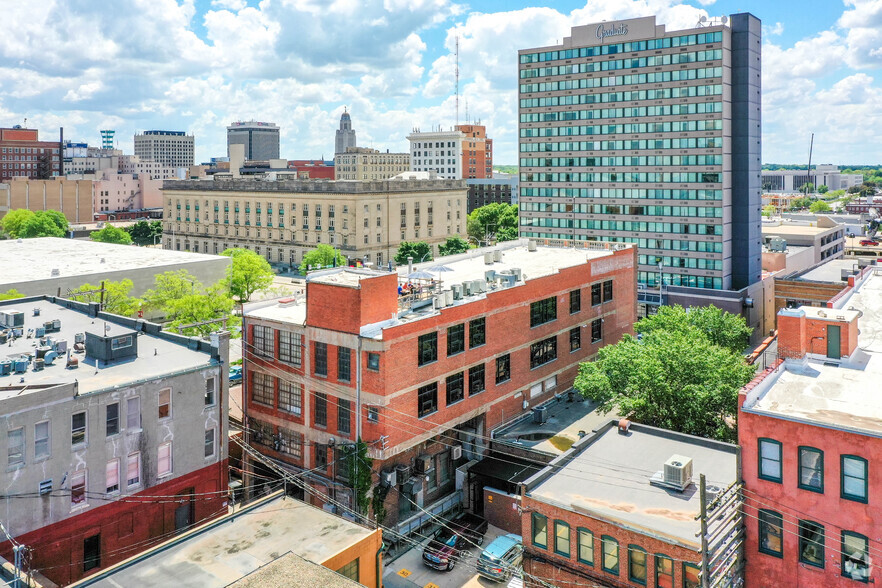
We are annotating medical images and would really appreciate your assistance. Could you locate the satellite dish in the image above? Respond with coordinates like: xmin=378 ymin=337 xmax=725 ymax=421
xmin=699 ymin=15 xmax=707 ymax=22
xmin=721 ymin=15 xmax=728 ymax=24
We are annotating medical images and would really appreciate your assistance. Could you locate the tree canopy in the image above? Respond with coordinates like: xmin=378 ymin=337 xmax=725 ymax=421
xmin=20 ymin=210 xmax=69 ymax=238
xmin=467 ymin=203 xmax=518 ymax=244
xmin=68 ymin=280 xmax=141 ymax=316
xmin=142 ymin=270 xmax=200 ymax=311
xmin=164 ymin=282 xmax=239 ymax=337
xmin=221 ymin=248 xmax=274 ymax=303
xmin=0 ymin=289 xmax=24 ymax=301
xmin=761 ymin=204 xmax=776 ymax=217
xmin=0 ymin=209 xmax=35 ymax=238
xmin=817 ymin=185 xmax=829 ymax=194
xmin=809 ymin=200 xmax=832 ymax=213
xmin=438 ymin=236 xmax=470 ymax=256
xmin=299 ymin=244 xmax=346 ymax=274
xmin=126 ymin=220 xmax=163 ymax=246
xmin=635 ymin=305 xmax=753 ymax=354
xmin=91 ymin=223 xmax=133 ymax=245
xmin=394 ymin=241 xmax=432 ymax=265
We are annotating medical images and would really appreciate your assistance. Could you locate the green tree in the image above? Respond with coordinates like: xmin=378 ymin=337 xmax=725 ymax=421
xmin=809 ymin=200 xmax=832 ymax=213
xmin=829 ymin=189 xmax=846 ymax=198
xmin=165 ymin=282 xmax=239 ymax=337
xmin=761 ymin=204 xmax=776 ymax=217
xmin=817 ymin=185 xmax=829 ymax=194
xmin=299 ymin=244 xmax=346 ymax=274
xmin=19 ymin=210 xmax=68 ymax=238
xmin=221 ymin=248 xmax=274 ymax=303
xmin=467 ymin=203 xmax=518 ymax=244
xmin=789 ymin=196 xmax=814 ymax=210
xmin=801 ymin=182 xmax=815 ymax=195
xmin=575 ymin=329 xmax=756 ymax=442
xmin=69 ymin=280 xmax=141 ymax=316
xmin=142 ymin=270 xmax=200 ymax=312
xmin=0 ymin=209 xmax=35 ymax=238
xmin=635 ymin=304 xmax=753 ymax=354
xmin=91 ymin=223 xmax=133 ymax=245
xmin=394 ymin=241 xmax=432 ymax=265
xmin=343 ymin=441 xmax=374 ymax=516
xmin=438 ymin=236 xmax=470 ymax=256
xmin=126 ymin=220 xmax=163 ymax=246
xmin=0 ymin=289 xmax=25 ymax=301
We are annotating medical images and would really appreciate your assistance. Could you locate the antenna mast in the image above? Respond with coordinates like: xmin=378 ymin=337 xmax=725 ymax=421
xmin=806 ymin=133 xmax=815 ymax=195
xmin=455 ymin=35 xmax=460 ymax=126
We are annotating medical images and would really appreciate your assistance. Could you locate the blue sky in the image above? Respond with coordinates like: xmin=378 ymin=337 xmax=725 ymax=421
xmin=1 ymin=0 xmax=880 ymax=166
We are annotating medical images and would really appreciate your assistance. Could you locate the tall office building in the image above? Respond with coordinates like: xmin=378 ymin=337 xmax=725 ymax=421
xmin=408 ymin=128 xmax=465 ymax=180
xmin=455 ymin=123 xmax=493 ymax=179
xmin=334 ymin=110 xmax=357 ymax=154
xmin=133 ymin=130 xmax=195 ymax=168
xmin=518 ymin=14 xmax=761 ymax=298
xmin=227 ymin=121 xmax=280 ymax=160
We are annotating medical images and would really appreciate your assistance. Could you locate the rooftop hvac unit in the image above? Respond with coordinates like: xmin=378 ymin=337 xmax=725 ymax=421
xmin=462 ymin=281 xmax=474 ymax=296
xmin=485 ymin=270 xmax=497 ymax=282
xmin=0 ymin=310 xmax=24 ymax=328
xmin=74 ymin=333 xmax=86 ymax=344
xmin=452 ymin=284 xmax=463 ymax=300
xmin=474 ymin=279 xmax=487 ymax=293
xmin=54 ymin=339 xmax=68 ymax=354
xmin=663 ymin=455 xmax=694 ymax=490
xmin=705 ymin=485 xmax=723 ymax=511
xmin=510 ymin=268 xmax=522 ymax=281
xmin=451 ymin=445 xmax=462 ymax=460
xmin=403 ymin=477 xmax=423 ymax=494
xmin=381 ymin=469 xmax=398 ymax=487
xmin=395 ymin=464 xmax=412 ymax=481
xmin=0 ymin=361 xmax=11 ymax=375
xmin=35 ymin=327 xmax=45 ymax=338
xmin=528 ymin=240 xmax=538 ymax=252
xmin=0 ymin=332 xmax=6 ymax=344
xmin=432 ymin=296 xmax=443 ymax=310
xmin=43 ymin=351 xmax=58 ymax=366
xmin=13 ymin=358 xmax=28 ymax=373
xmin=532 ymin=406 xmax=548 ymax=424
xmin=33 ymin=358 xmax=44 ymax=371
xmin=322 ymin=503 xmax=337 ymax=514
xmin=443 ymin=289 xmax=454 ymax=307
xmin=35 ymin=346 xmax=51 ymax=359
xmin=499 ymin=274 xmax=517 ymax=288
xmin=493 ymin=250 xmax=502 ymax=262
xmin=483 ymin=252 xmax=494 ymax=265
xmin=414 ymin=454 xmax=433 ymax=474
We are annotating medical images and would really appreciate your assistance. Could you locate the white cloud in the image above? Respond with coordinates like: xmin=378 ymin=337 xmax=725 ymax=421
xmin=211 ymin=0 xmax=248 ymax=9
xmin=839 ymin=0 xmax=882 ymax=69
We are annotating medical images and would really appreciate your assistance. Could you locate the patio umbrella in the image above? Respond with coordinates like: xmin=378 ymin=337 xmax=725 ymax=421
xmin=425 ymin=264 xmax=454 ymax=273
xmin=406 ymin=270 xmax=435 ymax=280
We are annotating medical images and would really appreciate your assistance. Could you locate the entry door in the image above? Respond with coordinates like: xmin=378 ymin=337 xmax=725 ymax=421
xmin=83 ymin=534 xmax=101 ymax=572
xmin=175 ymin=490 xmax=195 ymax=531
xmin=827 ymin=325 xmax=841 ymax=359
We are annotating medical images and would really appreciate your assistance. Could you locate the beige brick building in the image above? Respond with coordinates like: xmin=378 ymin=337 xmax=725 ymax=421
xmin=0 ymin=177 xmax=94 ymax=223
xmin=161 ymin=178 xmax=467 ymax=268
xmin=334 ymin=147 xmax=410 ymax=181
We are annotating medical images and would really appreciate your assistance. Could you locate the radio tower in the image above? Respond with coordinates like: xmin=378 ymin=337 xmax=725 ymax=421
xmin=455 ymin=35 xmax=460 ymax=126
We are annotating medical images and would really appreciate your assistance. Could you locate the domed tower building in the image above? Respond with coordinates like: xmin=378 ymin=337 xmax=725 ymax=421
xmin=335 ymin=108 xmax=357 ymax=155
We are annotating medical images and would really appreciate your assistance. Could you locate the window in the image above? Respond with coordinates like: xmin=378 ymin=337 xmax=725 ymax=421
xmin=252 ymin=325 xmax=274 ymax=357
xmin=158 ymin=388 xmax=171 ymax=419
xmin=367 ymin=406 xmax=379 ymax=422
xmin=158 ymin=442 xmax=172 ymax=477
xmin=335 ymin=347 xmax=351 ymax=382
xmin=842 ymin=531 xmax=870 ymax=582
xmin=530 ymin=336 xmax=557 ymax=369
xmin=798 ymin=447 xmax=823 ymax=492
xmin=569 ymin=289 xmax=581 ymax=313
xmin=591 ymin=283 xmax=602 ymax=305
xmin=591 ymin=319 xmax=602 ymax=343
xmin=758 ymin=510 xmax=783 ymax=557
xmin=447 ymin=324 xmax=465 ymax=356
xmin=314 ymin=342 xmax=328 ymax=376
xmin=35 ymin=421 xmax=49 ymax=459
xmin=798 ymin=521 xmax=824 ymax=568
xmin=337 ymin=559 xmax=359 ymax=582
xmin=570 ymin=327 xmax=581 ymax=352
xmin=418 ymin=332 xmax=438 ymax=366
xmin=367 ymin=353 xmax=380 ymax=371
xmin=758 ymin=438 xmax=782 ymax=483
xmin=126 ymin=453 xmax=141 ymax=487
xmin=683 ymin=563 xmax=701 ymax=588
xmin=531 ymin=513 xmax=548 ymax=549
xmin=279 ymin=380 xmax=302 ymax=415
xmin=314 ymin=393 xmax=328 ymax=427
xmin=603 ymin=280 xmax=613 ymax=302
xmin=577 ymin=528 xmax=593 ymax=565
xmin=338 ymin=398 xmax=351 ymax=434
xmin=205 ymin=378 xmax=216 ymax=406
xmin=655 ymin=555 xmax=674 ymax=588
xmin=71 ymin=470 xmax=86 ymax=507
xmin=554 ymin=521 xmax=570 ymax=557
xmin=496 ymin=354 xmax=511 ymax=384
xmin=469 ymin=364 xmax=485 ymax=396
xmin=106 ymin=459 xmax=119 ymax=494
xmin=842 ymin=455 xmax=868 ymax=502
xmin=252 ymin=372 xmax=274 ymax=406
xmin=7 ymin=427 xmax=24 ymax=466
xmin=126 ymin=397 xmax=140 ymax=430
xmin=446 ymin=372 xmax=464 ymax=406
xmin=278 ymin=427 xmax=301 ymax=459
xmin=278 ymin=331 xmax=302 ymax=366
xmin=72 ymin=412 xmax=86 ymax=446
xmin=418 ymin=383 xmax=438 ymax=417
xmin=601 ymin=536 xmax=619 ymax=574
xmin=204 ymin=428 xmax=216 ymax=458
xmin=628 ymin=546 xmax=647 ymax=584
xmin=469 ymin=317 xmax=485 ymax=348
xmin=106 ymin=403 xmax=119 ymax=436
xmin=530 ymin=296 xmax=557 ymax=327
xmin=315 ymin=443 xmax=328 ymax=469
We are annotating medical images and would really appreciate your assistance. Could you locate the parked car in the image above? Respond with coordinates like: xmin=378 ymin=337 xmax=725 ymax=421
xmin=476 ymin=533 xmax=523 ymax=582
xmin=422 ymin=513 xmax=488 ymax=571
xmin=229 ymin=365 xmax=243 ymax=383
xmin=860 ymin=239 xmax=878 ymax=246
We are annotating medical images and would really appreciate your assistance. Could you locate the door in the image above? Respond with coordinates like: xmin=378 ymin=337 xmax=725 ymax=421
xmin=174 ymin=490 xmax=195 ymax=531
xmin=827 ymin=325 xmax=841 ymax=359
xmin=83 ymin=534 xmax=101 ymax=572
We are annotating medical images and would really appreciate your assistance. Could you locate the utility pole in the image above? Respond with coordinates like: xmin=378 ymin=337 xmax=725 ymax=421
xmin=806 ymin=133 xmax=815 ymax=195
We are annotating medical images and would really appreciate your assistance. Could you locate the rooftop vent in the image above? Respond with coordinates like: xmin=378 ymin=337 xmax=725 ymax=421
xmin=85 ymin=330 xmax=138 ymax=362
xmin=51 ymin=268 xmax=60 ymax=277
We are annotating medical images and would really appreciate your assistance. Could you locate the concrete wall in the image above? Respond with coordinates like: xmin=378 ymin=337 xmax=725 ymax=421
xmin=1 ymin=178 xmax=94 ymax=223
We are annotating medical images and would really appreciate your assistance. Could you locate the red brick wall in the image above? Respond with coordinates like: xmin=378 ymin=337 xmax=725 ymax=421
xmin=778 ymin=312 xmax=858 ymax=359
xmin=484 ymin=487 xmax=521 ymax=534
xmin=306 ymin=281 xmax=362 ymax=333
xmin=358 ymin=272 xmax=399 ymax=326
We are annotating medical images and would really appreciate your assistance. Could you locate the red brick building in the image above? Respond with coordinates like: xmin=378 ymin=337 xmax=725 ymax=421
xmin=287 ymin=159 xmax=335 ymax=179
xmin=0 ymin=127 xmax=62 ymax=181
xmin=455 ymin=124 xmax=493 ymax=179
xmin=241 ymin=240 xmax=637 ymax=535
xmin=739 ymin=273 xmax=882 ymax=587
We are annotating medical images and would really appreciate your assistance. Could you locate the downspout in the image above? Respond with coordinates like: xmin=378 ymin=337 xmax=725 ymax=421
xmin=375 ymin=540 xmax=384 ymax=588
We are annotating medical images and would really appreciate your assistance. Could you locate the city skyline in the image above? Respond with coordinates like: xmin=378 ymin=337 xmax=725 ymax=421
xmin=1 ymin=0 xmax=879 ymax=165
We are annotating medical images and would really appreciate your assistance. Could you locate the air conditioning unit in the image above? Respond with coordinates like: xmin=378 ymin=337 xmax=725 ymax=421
xmin=451 ymin=445 xmax=462 ymax=460
xmin=432 ymin=296 xmax=443 ymax=310
xmin=532 ymin=406 xmax=548 ymax=424
xmin=499 ymin=274 xmax=517 ymax=288
xmin=451 ymin=284 xmax=463 ymax=300
xmin=395 ymin=464 xmax=412 ymax=481
xmin=474 ymin=279 xmax=487 ymax=293
xmin=485 ymin=270 xmax=497 ymax=282
xmin=414 ymin=454 xmax=433 ymax=474
xmin=381 ymin=469 xmax=398 ymax=487
xmin=510 ymin=268 xmax=522 ymax=281
xmin=462 ymin=281 xmax=474 ymax=296
xmin=663 ymin=455 xmax=694 ymax=490
xmin=403 ymin=477 xmax=423 ymax=494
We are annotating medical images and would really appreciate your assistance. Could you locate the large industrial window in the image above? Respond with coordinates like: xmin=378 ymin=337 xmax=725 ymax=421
xmin=758 ymin=510 xmax=783 ymax=557
xmin=337 ymin=398 xmax=351 ymax=435
xmin=530 ymin=336 xmax=557 ymax=369
xmin=252 ymin=325 xmax=274 ymax=357
xmin=842 ymin=531 xmax=870 ymax=581
xmin=278 ymin=380 xmax=302 ymax=415
xmin=158 ymin=442 xmax=172 ymax=477
xmin=314 ymin=393 xmax=328 ymax=427
xmin=554 ymin=521 xmax=570 ymax=557
xmin=530 ymin=296 xmax=557 ymax=327
xmin=278 ymin=331 xmax=302 ymax=366
xmin=126 ymin=453 xmax=141 ymax=487
xmin=628 ymin=545 xmax=647 ymax=585
xmin=591 ymin=283 xmax=602 ymax=306
xmin=205 ymin=378 xmax=216 ymax=407
xmin=446 ymin=372 xmax=464 ymax=406
xmin=418 ymin=332 xmax=438 ymax=366
xmin=655 ymin=555 xmax=674 ymax=588
xmin=577 ymin=528 xmax=593 ymax=565
xmin=338 ymin=347 xmax=351 ymax=382
xmin=367 ymin=353 xmax=380 ymax=371
xmin=496 ymin=354 xmax=511 ymax=384
xmin=251 ymin=372 xmax=274 ymax=407
xmin=158 ymin=388 xmax=171 ymax=420
xmin=337 ymin=559 xmax=359 ymax=582
xmin=798 ymin=520 xmax=824 ymax=568
xmin=469 ymin=317 xmax=486 ymax=347
xmin=278 ymin=427 xmax=301 ymax=459
xmin=126 ymin=397 xmax=140 ymax=430
xmin=601 ymin=536 xmax=619 ymax=575
xmin=204 ymin=428 xmax=216 ymax=459
xmin=72 ymin=412 xmax=87 ymax=447
xmin=531 ymin=513 xmax=547 ymax=549
xmin=71 ymin=470 xmax=86 ymax=507
xmin=314 ymin=342 xmax=328 ymax=376
xmin=106 ymin=459 xmax=119 ymax=494
xmin=418 ymin=383 xmax=438 ymax=417
xmin=841 ymin=455 xmax=868 ymax=502
xmin=447 ymin=324 xmax=465 ymax=356
xmin=798 ymin=447 xmax=823 ymax=493
xmin=468 ymin=364 xmax=485 ymax=396
xmin=758 ymin=438 xmax=782 ymax=483
xmin=569 ymin=289 xmax=581 ymax=314
xmin=683 ymin=563 xmax=701 ymax=588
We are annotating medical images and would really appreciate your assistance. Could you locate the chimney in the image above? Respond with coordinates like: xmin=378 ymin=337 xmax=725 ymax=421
xmin=776 ymin=308 xmax=807 ymax=359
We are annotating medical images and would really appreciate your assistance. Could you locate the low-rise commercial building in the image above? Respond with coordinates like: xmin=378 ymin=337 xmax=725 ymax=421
xmin=133 ymin=130 xmax=194 ymax=168
xmin=466 ymin=177 xmax=517 ymax=213
xmin=335 ymin=147 xmax=410 ymax=181
xmin=762 ymin=216 xmax=845 ymax=266
xmin=762 ymin=165 xmax=863 ymax=193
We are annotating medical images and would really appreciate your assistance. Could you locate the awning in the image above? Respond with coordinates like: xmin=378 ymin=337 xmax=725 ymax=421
xmin=468 ymin=455 xmax=544 ymax=485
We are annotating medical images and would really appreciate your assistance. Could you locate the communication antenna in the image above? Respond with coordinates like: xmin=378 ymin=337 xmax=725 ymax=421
xmin=465 ymin=99 xmax=469 ymax=124
xmin=455 ymin=34 xmax=460 ymax=126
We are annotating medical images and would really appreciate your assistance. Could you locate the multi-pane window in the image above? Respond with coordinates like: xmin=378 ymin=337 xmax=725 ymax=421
xmin=279 ymin=381 xmax=302 ymax=415
xmin=338 ymin=347 xmax=351 ymax=381
xmin=569 ymin=289 xmax=581 ymax=313
xmin=252 ymin=372 xmax=274 ymax=406
xmin=71 ymin=470 xmax=86 ymax=507
xmin=577 ymin=528 xmax=593 ymax=565
xmin=446 ymin=372 xmax=464 ymax=406
xmin=469 ymin=364 xmax=485 ymax=396
xmin=337 ymin=559 xmax=359 ymax=582
xmin=35 ymin=421 xmax=49 ymax=459
xmin=106 ymin=403 xmax=119 ymax=436
xmin=531 ymin=513 xmax=548 ymax=549
xmin=278 ymin=331 xmax=302 ymax=366
xmin=278 ymin=427 xmax=301 ymax=459
xmin=469 ymin=317 xmax=486 ymax=348
xmin=126 ymin=397 xmax=140 ymax=430
xmin=603 ymin=280 xmax=613 ymax=302
xmin=314 ymin=393 xmax=328 ymax=427
xmin=601 ymin=536 xmax=619 ymax=574
xmin=530 ymin=336 xmax=558 ymax=368
xmin=106 ymin=459 xmax=119 ymax=494
xmin=72 ymin=412 xmax=87 ymax=446
xmin=251 ymin=419 xmax=274 ymax=446
xmin=418 ymin=332 xmax=438 ymax=366
xmin=758 ymin=438 xmax=782 ymax=482
xmin=591 ymin=319 xmax=602 ymax=343
xmin=204 ymin=428 xmax=216 ymax=458
xmin=158 ymin=442 xmax=172 ymax=477
xmin=570 ymin=327 xmax=581 ymax=352
xmin=758 ymin=510 xmax=783 ymax=557
xmin=418 ymin=383 xmax=438 ymax=417
xmin=7 ymin=428 xmax=23 ymax=466
xmin=841 ymin=455 xmax=868 ymax=502
xmin=205 ymin=378 xmax=216 ymax=406
xmin=842 ymin=531 xmax=870 ymax=581
xmin=591 ymin=283 xmax=602 ymax=305
xmin=253 ymin=325 xmax=274 ymax=357
xmin=683 ymin=564 xmax=701 ymax=588
xmin=628 ymin=546 xmax=647 ymax=584
xmin=338 ymin=398 xmax=351 ymax=434
xmin=367 ymin=406 xmax=379 ymax=422
xmin=554 ymin=521 xmax=570 ymax=556
xmin=367 ymin=353 xmax=380 ymax=371
xmin=798 ymin=447 xmax=823 ymax=492
xmin=126 ymin=453 xmax=141 ymax=487
xmin=447 ymin=324 xmax=465 ymax=356
xmin=530 ymin=296 xmax=557 ymax=327
xmin=315 ymin=443 xmax=328 ymax=469
xmin=314 ymin=342 xmax=328 ymax=376
xmin=496 ymin=354 xmax=511 ymax=384
xmin=655 ymin=555 xmax=674 ymax=588
xmin=798 ymin=521 xmax=824 ymax=568
xmin=158 ymin=388 xmax=171 ymax=419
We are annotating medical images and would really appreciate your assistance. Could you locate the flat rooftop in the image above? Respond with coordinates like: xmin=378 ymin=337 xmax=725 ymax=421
xmin=86 ymin=495 xmax=374 ymax=588
xmin=0 ymin=298 xmax=214 ymax=399
xmin=743 ymin=271 xmax=882 ymax=435
xmin=0 ymin=238 xmax=224 ymax=287
xmin=526 ymin=421 xmax=737 ymax=549
xmin=228 ymin=552 xmax=362 ymax=588
xmin=794 ymin=258 xmax=864 ymax=283
xmin=761 ymin=223 xmax=834 ymax=236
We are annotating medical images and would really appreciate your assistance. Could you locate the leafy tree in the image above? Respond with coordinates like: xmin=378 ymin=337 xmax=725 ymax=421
xmin=69 ymin=280 xmax=141 ymax=316
xmin=809 ymin=200 xmax=832 ymax=214
xmin=438 ymin=236 xmax=470 ymax=256
xmin=126 ymin=220 xmax=163 ymax=246
xmin=165 ymin=282 xmax=239 ymax=337
xmin=0 ymin=289 xmax=24 ymax=301
xmin=801 ymin=182 xmax=815 ymax=194
xmin=91 ymin=223 xmax=133 ymax=245
xmin=467 ymin=203 xmax=518 ymax=244
xmin=343 ymin=440 xmax=374 ymax=516
xmin=142 ymin=270 xmax=200 ymax=312
xmin=221 ymin=248 xmax=274 ymax=303
xmin=829 ymin=189 xmax=846 ymax=198
xmin=299 ymin=244 xmax=346 ymax=274
xmin=0 ymin=209 xmax=35 ymax=238
xmin=817 ymin=184 xmax=829 ymax=194
xmin=576 ymin=329 xmax=756 ymax=442
xmin=635 ymin=305 xmax=752 ymax=354
xmin=394 ymin=241 xmax=432 ymax=265
xmin=19 ymin=210 xmax=68 ymax=238
xmin=761 ymin=204 xmax=776 ymax=217
xmin=789 ymin=196 xmax=814 ymax=210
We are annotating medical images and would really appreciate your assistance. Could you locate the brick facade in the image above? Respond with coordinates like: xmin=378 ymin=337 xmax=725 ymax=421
xmin=483 ymin=487 xmax=521 ymax=535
